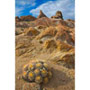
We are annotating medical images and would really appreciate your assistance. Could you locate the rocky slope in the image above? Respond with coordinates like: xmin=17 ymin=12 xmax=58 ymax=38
xmin=15 ymin=10 xmax=75 ymax=90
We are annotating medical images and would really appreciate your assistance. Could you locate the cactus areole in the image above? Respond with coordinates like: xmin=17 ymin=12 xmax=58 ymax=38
xmin=22 ymin=61 xmax=52 ymax=84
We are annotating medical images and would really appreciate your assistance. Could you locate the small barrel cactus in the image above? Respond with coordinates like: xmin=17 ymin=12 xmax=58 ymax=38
xmin=22 ymin=61 xmax=52 ymax=84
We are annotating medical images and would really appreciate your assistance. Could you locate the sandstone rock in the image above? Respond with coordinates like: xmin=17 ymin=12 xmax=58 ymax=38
xmin=16 ymin=22 xmax=29 ymax=28
xmin=56 ymin=41 xmax=73 ymax=52
xmin=43 ymin=39 xmax=57 ymax=49
xmin=15 ymin=28 xmax=24 ymax=35
xmin=16 ymin=48 xmax=28 ymax=56
xmin=36 ymin=26 xmax=57 ymax=40
xmin=59 ymin=51 xmax=75 ymax=68
xmin=65 ymin=20 xmax=75 ymax=28
xmin=56 ymin=25 xmax=75 ymax=46
xmin=15 ymin=34 xmax=32 ymax=46
xmin=57 ymin=19 xmax=75 ymax=28
xmin=66 ymin=19 xmax=75 ymax=22
xmin=24 ymin=27 xmax=39 ymax=36
xmin=55 ymin=29 xmax=69 ymax=41
xmin=37 ymin=10 xmax=47 ymax=18
xmin=20 ymin=15 xmax=36 ymax=21
xmin=36 ymin=25 xmax=46 ymax=30
xmin=43 ymin=39 xmax=73 ymax=52
xmin=51 ymin=11 xmax=63 ymax=20
xmin=35 ymin=17 xmax=56 ymax=27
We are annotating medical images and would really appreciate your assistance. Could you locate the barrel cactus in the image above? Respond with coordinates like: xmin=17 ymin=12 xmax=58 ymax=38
xmin=22 ymin=61 xmax=52 ymax=84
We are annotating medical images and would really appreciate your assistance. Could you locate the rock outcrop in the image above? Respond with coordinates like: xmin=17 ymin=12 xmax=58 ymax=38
xmin=37 ymin=10 xmax=47 ymax=18
xmin=51 ymin=11 xmax=63 ymax=20
xmin=24 ymin=27 xmax=39 ymax=36
xmin=20 ymin=15 xmax=36 ymax=21
xmin=15 ymin=16 xmax=20 ymax=22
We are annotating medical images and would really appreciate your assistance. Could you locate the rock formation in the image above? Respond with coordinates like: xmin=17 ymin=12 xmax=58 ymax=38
xmin=15 ymin=16 xmax=20 ymax=22
xmin=37 ymin=10 xmax=47 ymax=18
xmin=20 ymin=15 xmax=36 ymax=21
xmin=51 ymin=11 xmax=63 ymax=20
xmin=24 ymin=27 xmax=39 ymax=36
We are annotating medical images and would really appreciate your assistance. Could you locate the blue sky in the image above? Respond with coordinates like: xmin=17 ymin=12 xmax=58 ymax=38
xmin=15 ymin=0 xmax=75 ymax=20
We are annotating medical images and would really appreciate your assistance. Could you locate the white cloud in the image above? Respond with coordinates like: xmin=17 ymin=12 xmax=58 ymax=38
xmin=30 ymin=0 xmax=75 ymax=19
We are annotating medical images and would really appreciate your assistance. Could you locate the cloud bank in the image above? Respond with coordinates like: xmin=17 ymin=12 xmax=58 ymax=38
xmin=30 ymin=0 xmax=75 ymax=19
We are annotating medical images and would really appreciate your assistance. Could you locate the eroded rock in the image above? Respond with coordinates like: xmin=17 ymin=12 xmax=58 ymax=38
xmin=37 ymin=10 xmax=47 ymax=18
xmin=51 ymin=11 xmax=63 ymax=20
xmin=20 ymin=15 xmax=36 ymax=21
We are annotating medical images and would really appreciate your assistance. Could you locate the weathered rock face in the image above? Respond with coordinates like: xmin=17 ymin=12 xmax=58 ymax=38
xmin=51 ymin=11 xmax=63 ymax=20
xmin=43 ymin=39 xmax=57 ymax=49
xmin=36 ymin=26 xmax=57 ymax=40
xmin=15 ymin=22 xmax=29 ymax=28
xmin=34 ymin=17 xmax=56 ymax=27
xmin=15 ymin=28 xmax=24 ymax=35
xmin=37 ymin=10 xmax=47 ymax=18
xmin=24 ymin=27 xmax=40 ymax=36
xmin=57 ymin=19 xmax=75 ymax=28
xmin=20 ymin=15 xmax=36 ymax=21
